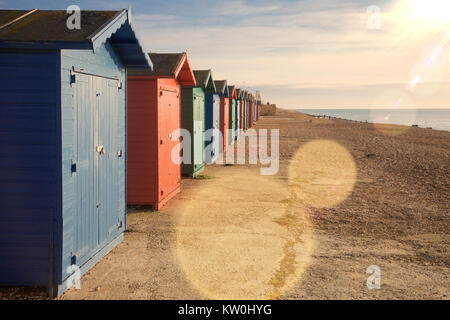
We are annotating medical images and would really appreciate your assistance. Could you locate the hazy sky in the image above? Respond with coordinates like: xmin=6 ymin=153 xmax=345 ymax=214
xmin=2 ymin=0 xmax=449 ymax=109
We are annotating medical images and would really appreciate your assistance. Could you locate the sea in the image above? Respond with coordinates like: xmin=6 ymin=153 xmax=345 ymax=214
xmin=297 ymin=109 xmax=450 ymax=132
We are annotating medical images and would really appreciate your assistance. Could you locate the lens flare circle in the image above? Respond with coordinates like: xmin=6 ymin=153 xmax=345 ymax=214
xmin=175 ymin=167 xmax=315 ymax=300
xmin=288 ymin=140 xmax=357 ymax=209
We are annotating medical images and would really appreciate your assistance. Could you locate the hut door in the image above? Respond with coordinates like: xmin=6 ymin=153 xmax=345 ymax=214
xmin=213 ymin=96 xmax=220 ymax=157
xmin=74 ymin=73 xmax=98 ymax=261
xmin=96 ymin=77 xmax=121 ymax=245
xmin=236 ymin=103 xmax=240 ymax=137
xmin=213 ymin=97 xmax=220 ymax=130
xmin=230 ymin=100 xmax=236 ymax=144
xmin=159 ymin=87 xmax=180 ymax=197
xmin=74 ymin=73 xmax=120 ymax=262
xmin=193 ymin=95 xmax=204 ymax=167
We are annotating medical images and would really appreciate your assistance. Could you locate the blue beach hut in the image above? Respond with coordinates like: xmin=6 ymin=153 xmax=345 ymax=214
xmin=235 ymin=88 xmax=243 ymax=140
xmin=0 ymin=9 xmax=151 ymax=297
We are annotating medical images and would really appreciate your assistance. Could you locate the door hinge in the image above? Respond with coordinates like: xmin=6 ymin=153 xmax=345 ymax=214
xmin=117 ymin=220 xmax=123 ymax=229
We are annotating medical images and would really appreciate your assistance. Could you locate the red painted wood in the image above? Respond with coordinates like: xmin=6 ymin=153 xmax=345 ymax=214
xmin=240 ymin=100 xmax=244 ymax=130
xmin=220 ymin=97 xmax=229 ymax=153
xmin=127 ymin=77 xmax=181 ymax=209
xmin=127 ymin=53 xmax=196 ymax=209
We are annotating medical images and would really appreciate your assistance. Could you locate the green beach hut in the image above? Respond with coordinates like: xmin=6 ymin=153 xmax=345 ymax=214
xmin=181 ymin=66 xmax=205 ymax=177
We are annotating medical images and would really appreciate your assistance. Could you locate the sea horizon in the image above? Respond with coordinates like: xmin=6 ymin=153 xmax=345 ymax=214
xmin=295 ymin=108 xmax=450 ymax=132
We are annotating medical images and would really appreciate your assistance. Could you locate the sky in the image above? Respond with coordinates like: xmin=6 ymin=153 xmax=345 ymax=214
xmin=2 ymin=0 xmax=450 ymax=109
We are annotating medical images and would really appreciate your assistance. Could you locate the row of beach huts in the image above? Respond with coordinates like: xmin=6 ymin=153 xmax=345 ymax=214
xmin=0 ymin=9 xmax=262 ymax=296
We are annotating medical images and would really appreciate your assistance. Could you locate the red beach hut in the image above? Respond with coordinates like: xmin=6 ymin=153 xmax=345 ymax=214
xmin=127 ymin=52 xmax=196 ymax=210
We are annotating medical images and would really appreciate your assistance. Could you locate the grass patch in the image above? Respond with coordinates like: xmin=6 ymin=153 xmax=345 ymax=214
xmin=274 ymin=213 xmax=297 ymax=226
xmin=127 ymin=205 xmax=156 ymax=213
xmin=193 ymin=174 xmax=215 ymax=180
xmin=269 ymin=241 xmax=297 ymax=299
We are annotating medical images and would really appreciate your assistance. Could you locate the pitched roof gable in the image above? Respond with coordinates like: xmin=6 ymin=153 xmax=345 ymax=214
xmin=0 ymin=9 xmax=151 ymax=68
xmin=236 ymin=88 xmax=243 ymax=99
xmin=193 ymin=70 xmax=216 ymax=92
xmin=128 ymin=52 xmax=196 ymax=85
xmin=214 ymin=80 xmax=229 ymax=97
xmin=227 ymin=85 xmax=237 ymax=99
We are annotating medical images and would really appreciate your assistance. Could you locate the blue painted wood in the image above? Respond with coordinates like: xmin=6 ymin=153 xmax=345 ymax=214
xmin=228 ymin=99 xmax=236 ymax=145
xmin=60 ymin=44 xmax=126 ymax=284
xmin=0 ymin=51 xmax=59 ymax=286
xmin=0 ymin=38 xmax=130 ymax=296
xmin=204 ymin=92 xmax=220 ymax=163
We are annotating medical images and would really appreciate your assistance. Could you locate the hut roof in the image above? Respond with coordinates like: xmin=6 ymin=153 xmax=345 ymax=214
xmin=0 ymin=9 xmax=151 ymax=68
xmin=0 ymin=9 xmax=120 ymax=42
xmin=147 ymin=53 xmax=184 ymax=75
xmin=193 ymin=70 xmax=216 ymax=92
xmin=214 ymin=80 xmax=229 ymax=97
xmin=129 ymin=52 xmax=196 ymax=86
xmin=236 ymin=88 xmax=243 ymax=99
xmin=228 ymin=85 xmax=237 ymax=99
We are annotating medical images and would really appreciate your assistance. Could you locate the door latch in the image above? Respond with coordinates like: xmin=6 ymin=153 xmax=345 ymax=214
xmin=70 ymin=70 xmax=76 ymax=84
xmin=96 ymin=146 xmax=105 ymax=154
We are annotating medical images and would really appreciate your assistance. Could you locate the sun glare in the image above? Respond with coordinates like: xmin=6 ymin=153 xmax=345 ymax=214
xmin=409 ymin=0 xmax=450 ymax=21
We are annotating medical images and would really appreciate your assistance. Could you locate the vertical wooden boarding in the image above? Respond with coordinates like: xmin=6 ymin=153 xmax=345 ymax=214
xmin=193 ymin=93 xmax=204 ymax=169
xmin=99 ymin=76 xmax=122 ymax=245
xmin=213 ymin=96 xmax=220 ymax=158
xmin=236 ymin=102 xmax=240 ymax=139
xmin=229 ymin=100 xmax=235 ymax=145
xmin=159 ymin=87 xmax=180 ymax=199
xmin=74 ymin=73 xmax=121 ymax=265
xmin=74 ymin=73 xmax=97 ymax=262
xmin=168 ymin=88 xmax=181 ymax=194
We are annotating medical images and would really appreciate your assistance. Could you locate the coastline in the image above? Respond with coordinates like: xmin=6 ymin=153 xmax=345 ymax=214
xmin=296 ymin=108 xmax=450 ymax=132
